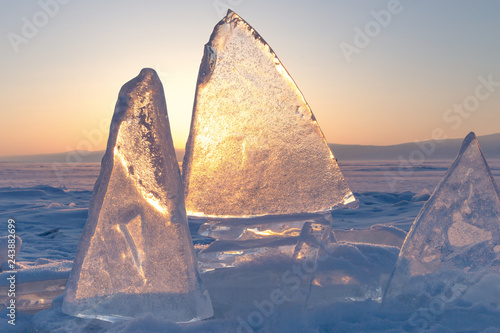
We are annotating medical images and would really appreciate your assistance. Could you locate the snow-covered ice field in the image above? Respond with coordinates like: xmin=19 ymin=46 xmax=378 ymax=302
xmin=1 ymin=160 xmax=500 ymax=332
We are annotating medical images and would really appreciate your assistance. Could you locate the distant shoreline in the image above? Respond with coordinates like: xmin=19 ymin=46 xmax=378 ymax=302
xmin=1 ymin=133 xmax=499 ymax=163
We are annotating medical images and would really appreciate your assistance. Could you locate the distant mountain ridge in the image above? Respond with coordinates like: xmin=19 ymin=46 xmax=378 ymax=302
xmin=1 ymin=133 xmax=498 ymax=163
xmin=329 ymin=132 xmax=500 ymax=161
xmin=0 ymin=149 xmax=186 ymax=164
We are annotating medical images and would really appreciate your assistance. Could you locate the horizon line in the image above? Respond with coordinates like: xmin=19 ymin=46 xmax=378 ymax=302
xmin=1 ymin=131 xmax=499 ymax=159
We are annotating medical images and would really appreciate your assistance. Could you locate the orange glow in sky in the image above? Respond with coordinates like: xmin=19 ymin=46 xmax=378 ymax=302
xmin=1 ymin=1 xmax=500 ymax=156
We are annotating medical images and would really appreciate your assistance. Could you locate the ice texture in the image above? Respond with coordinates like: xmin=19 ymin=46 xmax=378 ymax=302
xmin=383 ymin=132 xmax=500 ymax=309
xmin=197 ymin=213 xmax=335 ymax=271
xmin=334 ymin=225 xmax=407 ymax=248
xmin=197 ymin=212 xmax=333 ymax=241
xmin=0 ymin=258 xmax=71 ymax=312
xmin=62 ymin=69 xmax=213 ymax=322
xmin=0 ymin=278 xmax=67 ymax=312
xmin=198 ymin=237 xmax=299 ymax=272
xmin=284 ymin=220 xmax=333 ymax=305
xmin=280 ymin=220 xmax=400 ymax=308
xmin=183 ymin=10 xmax=356 ymax=217
xmin=307 ymin=242 xmax=399 ymax=307
xmin=197 ymin=214 xmax=335 ymax=317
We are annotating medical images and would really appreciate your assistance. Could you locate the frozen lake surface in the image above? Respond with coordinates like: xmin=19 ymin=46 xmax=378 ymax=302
xmin=1 ymin=160 xmax=500 ymax=332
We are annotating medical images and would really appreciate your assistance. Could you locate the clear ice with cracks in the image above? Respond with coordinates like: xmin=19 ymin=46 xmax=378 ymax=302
xmin=383 ymin=132 xmax=500 ymax=310
xmin=306 ymin=240 xmax=399 ymax=307
xmin=284 ymin=221 xmax=333 ymax=305
xmin=281 ymin=221 xmax=400 ymax=308
xmin=197 ymin=213 xmax=335 ymax=272
xmin=197 ymin=213 xmax=334 ymax=241
xmin=197 ymin=213 xmax=336 ymax=316
xmin=62 ymin=69 xmax=213 ymax=322
xmin=183 ymin=10 xmax=356 ymax=217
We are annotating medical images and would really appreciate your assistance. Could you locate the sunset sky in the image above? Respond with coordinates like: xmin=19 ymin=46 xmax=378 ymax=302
xmin=1 ymin=0 xmax=500 ymax=156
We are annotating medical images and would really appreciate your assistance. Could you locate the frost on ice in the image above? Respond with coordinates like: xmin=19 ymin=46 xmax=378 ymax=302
xmin=185 ymin=11 xmax=357 ymax=315
xmin=384 ymin=132 xmax=500 ymax=309
xmin=183 ymin=10 xmax=356 ymax=217
xmin=198 ymin=213 xmax=315 ymax=241
xmin=62 ymin=69 xmax=213 ymax=322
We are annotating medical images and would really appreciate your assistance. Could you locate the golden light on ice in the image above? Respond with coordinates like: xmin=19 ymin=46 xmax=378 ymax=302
xmin=62 ymin=69 xmax=213 ymax=322
xmin=183 ymin=10 xmax=357 ymax=217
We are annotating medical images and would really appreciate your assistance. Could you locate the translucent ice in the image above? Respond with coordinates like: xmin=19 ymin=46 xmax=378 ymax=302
xmin=307 ymin=242 xmax=399 ymax=307
xmin=383 ymin=132 xmax=500 ymax=309
xmin=333 ymin=225 xmax=407 ymax=248
xmin=0 ymin=278 xmax=67 ymax=312
xmin=0 ymin=258 xmax=71 ymax=312
xmin=278 ymin=220 xmax=399 ymax=308
xmin=197 ymin=212 xmax=333 ymax=241
xmin=198 ymin=237 xmax=299 ymax=272
xmin=196 ymin=213 xmax=335 ymax=271
xmin=197 ymin=214 xmax=336 ymax=316
xmin=183 ymin=10 xmax=356 ymax=217
xmin=284 ymin=220 xmax=333 ymax=305
xmin=62 ymin=69 xmax=213 ymax=322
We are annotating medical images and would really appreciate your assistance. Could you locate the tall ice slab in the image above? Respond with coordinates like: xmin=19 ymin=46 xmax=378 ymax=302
xmin=62 ymin=69 xmax=213 ymax=322
xmin=183 ymin=10 xmax=356 ymax=217
xmin=384 ymin=132 xmax=500 ymax=309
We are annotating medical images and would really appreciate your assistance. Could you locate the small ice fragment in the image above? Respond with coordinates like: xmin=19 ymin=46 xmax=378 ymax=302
xmin=307 ymin=242 xmax=399 ymax=307
xmin=197 ymin=213 xmax=336 ymax=271
xmin=198 ymin=237 xmax=299 ymax=272
xmin=284 ymin=219 xmax=333 ymax=305
xmin=333 ymin=225 xmax=407 ymax=248
xmin=197 ymin=212 xmax=332 ymax=241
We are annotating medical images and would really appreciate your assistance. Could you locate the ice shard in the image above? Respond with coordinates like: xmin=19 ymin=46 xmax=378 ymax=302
xmin=62 ymin=69 xmax=213 ymax=322
xmin=306 ymin=241 xmax=399 ymax=307
xmin=383 ymin=132 xmax=500 ymax=309
xmin=183 ymin=10 xmax=356 ymax=217
xmin=284 ymin=220 xmax=333 ymax=305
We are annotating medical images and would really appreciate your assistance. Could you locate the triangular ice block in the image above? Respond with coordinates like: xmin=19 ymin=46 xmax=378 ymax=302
xmin=62 ymin=69 xmax=213 ymax=322
xmin=183 ymin=10 xmax=356 ymax=217
xmin=384 ymin=132 xmax=500 ymax=309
